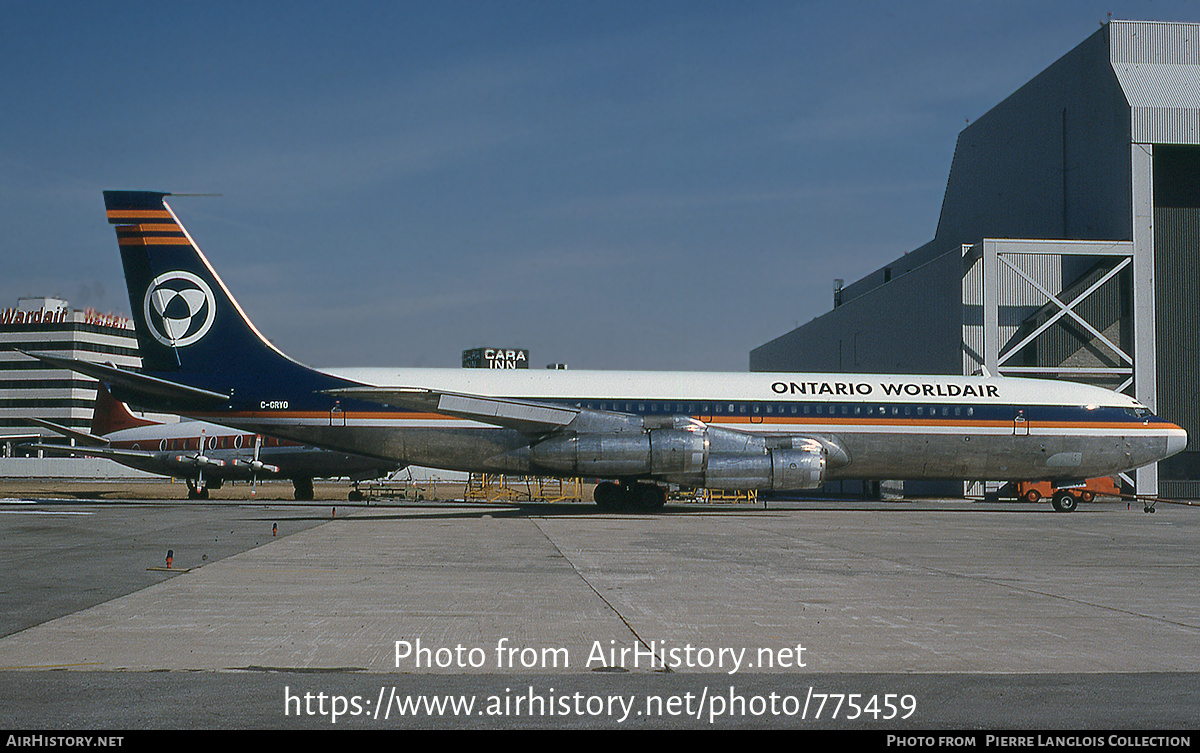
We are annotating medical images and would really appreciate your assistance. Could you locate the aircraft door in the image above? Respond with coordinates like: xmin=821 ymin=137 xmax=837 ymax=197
xmin=1013 ymin=407 xmax=1030 ymax=436
xmin=751 ymin=403 xmax=764 ymax=424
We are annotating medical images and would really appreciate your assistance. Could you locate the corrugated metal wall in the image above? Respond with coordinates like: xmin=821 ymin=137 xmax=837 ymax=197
xmin=1154 ymin=206 xmax=1200 ymax=485
xmin=751 ymin=250 xmax=962 ymax=375
xmin=1111 ymin=21 xmax=1200 ymax=146
xmin=1109 ymin=21 xmax=1200 ymax=65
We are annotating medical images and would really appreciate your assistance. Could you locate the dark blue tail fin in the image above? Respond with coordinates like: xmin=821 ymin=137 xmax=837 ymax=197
xmin=104 ymin=191 xmax=347 ymax=411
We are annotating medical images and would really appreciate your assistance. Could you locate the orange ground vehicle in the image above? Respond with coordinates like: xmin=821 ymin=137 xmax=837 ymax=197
xmin=1016 ymin=477 xmax=1121 ymax=509
xmin=987 ymin=476 xmax=1121 ymax=512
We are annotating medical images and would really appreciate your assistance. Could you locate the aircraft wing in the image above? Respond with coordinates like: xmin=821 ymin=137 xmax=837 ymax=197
xmin=329 ymin=385 xmax=853 ymax=469
xmin=20 ymin=442 xmax=158 ymax=463
xmin=327 ymin=386 xmax=641 ymax=436
xmin=21 ymin=442 xmax=255 ymax=480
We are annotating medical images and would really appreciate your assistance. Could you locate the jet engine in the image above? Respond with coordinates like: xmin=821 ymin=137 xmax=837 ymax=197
xmin=528 ymin=425 xmax=831 ymax=490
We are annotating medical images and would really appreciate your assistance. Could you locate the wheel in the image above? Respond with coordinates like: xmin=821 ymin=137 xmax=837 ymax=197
xmin=594 ymin=481 xmax=621 ymax=510
xmin=1023 ymin=489 xmax=1041 ymax=503
xmin=1080 ymin=491 xmax=1095 ymax=503
xmin=1051 ymin=490 xmax=1078 ymax=513
xmin=348 ymin=490 xmax=364 ymax=501
xmin=293 ymin=478 xmax=315 ymax=501
xmin=634 ymin=483 xmax=666 ymax=511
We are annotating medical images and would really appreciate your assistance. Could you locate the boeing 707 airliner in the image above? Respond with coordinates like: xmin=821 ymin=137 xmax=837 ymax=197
xmin=32 ymin=191 xmax=1183 ymax=513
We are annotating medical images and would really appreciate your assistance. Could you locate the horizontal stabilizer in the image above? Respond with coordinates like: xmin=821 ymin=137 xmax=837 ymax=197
xmin=22 ymin=417 xmax=109 ymax=447
xmin=15 ymin=351 xmax=230 ymax=408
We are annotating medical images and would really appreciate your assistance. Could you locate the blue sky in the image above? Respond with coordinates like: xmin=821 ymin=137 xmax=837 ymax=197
xmin=2 ymin=1 xmax=1197 ymax=371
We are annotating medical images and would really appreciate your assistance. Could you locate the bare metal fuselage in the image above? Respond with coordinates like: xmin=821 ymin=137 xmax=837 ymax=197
xmin=203 ymin=384 xmax=1183 ymax=485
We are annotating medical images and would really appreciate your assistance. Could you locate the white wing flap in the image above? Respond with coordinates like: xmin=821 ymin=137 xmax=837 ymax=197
xmin=329 ymin=386 xmax=581 ymax=435
xmin=436 ymin=393 xmax=578 ymax=427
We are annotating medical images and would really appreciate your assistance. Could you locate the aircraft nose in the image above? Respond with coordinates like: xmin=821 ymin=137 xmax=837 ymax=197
xmin=1166 ymin=425 xmax=1188 ymax=457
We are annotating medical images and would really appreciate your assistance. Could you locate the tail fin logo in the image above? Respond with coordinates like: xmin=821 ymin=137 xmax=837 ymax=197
xmin=144 ymin=271 xmax=216 ymax=348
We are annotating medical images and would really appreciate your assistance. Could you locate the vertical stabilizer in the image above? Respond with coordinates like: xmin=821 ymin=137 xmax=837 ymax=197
xmin=90 ymin=383 xmax=158 ymax=435
xmin=103 ymin=191 xmax=348 ymax=412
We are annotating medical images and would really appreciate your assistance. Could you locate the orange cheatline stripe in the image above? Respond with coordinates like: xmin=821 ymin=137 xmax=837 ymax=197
xmin=117 ymin=236 xmax=195 ymax=246
xmin=186 ymin=410 xmax=1163 ymax=433
xmin=106 ymin=210 xmax=172 ymax=219
xmin=133 ymin=223 xmax=182 ymax=232
xmin=199 ymin=411 xmax=445 ymax=421
xmin=709 ymin=415 xmax=1014 ymax=428
xmin=741 ymin=416 xmax=1161 ymax=430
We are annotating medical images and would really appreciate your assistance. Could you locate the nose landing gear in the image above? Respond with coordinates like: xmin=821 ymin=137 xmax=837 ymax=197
xmin=1050 ymin=490 xmax=1079 ymax=513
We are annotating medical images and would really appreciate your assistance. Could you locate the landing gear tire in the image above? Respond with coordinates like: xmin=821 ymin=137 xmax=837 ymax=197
xmin=1051 ymin=490 xmax=1078 ymax=513
xmin=293 ymin=478 xmax=315 ymax=501
xmin=634 ymin=483 xmax=666 ymax=511
xmin=594 ymin=481 xmax=622 ymax=510
xmin=348 ymin=490 xmax=364 ymax=502
xmin=593 ymin=481 xmax=666 ymax=512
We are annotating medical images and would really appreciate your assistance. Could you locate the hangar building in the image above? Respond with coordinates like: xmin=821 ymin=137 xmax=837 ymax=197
xmin=750 ymin=20 xmax=1200 ymax=498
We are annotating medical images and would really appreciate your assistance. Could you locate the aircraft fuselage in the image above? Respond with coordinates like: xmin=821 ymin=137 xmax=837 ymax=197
xmin=186 ymin=368 xmax=1182 ymax=484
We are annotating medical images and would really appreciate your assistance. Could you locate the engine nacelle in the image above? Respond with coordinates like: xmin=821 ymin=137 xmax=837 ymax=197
xmin=688 ymin=448 xmax=825 ymax=490
xmin=770 ymin=447 xmax=827 ymax=489
xmin=529 ymin=428 xmax=828 ymax=490
xmin=530 ymin=428 xmax=707 ymax=478
xmin=166 ymin=454 xmax=225 ymax=471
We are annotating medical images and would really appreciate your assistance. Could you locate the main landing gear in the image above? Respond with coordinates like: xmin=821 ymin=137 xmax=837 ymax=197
xmin=593 ymin=480 xmax=667 ymax=512
xmin=185 ymin=480 xmax=208 ymax=500
xmin=293 ymin=477 xmax=315 ymax=501
xmin=185 ymin=477 xmax=221 ymax=500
